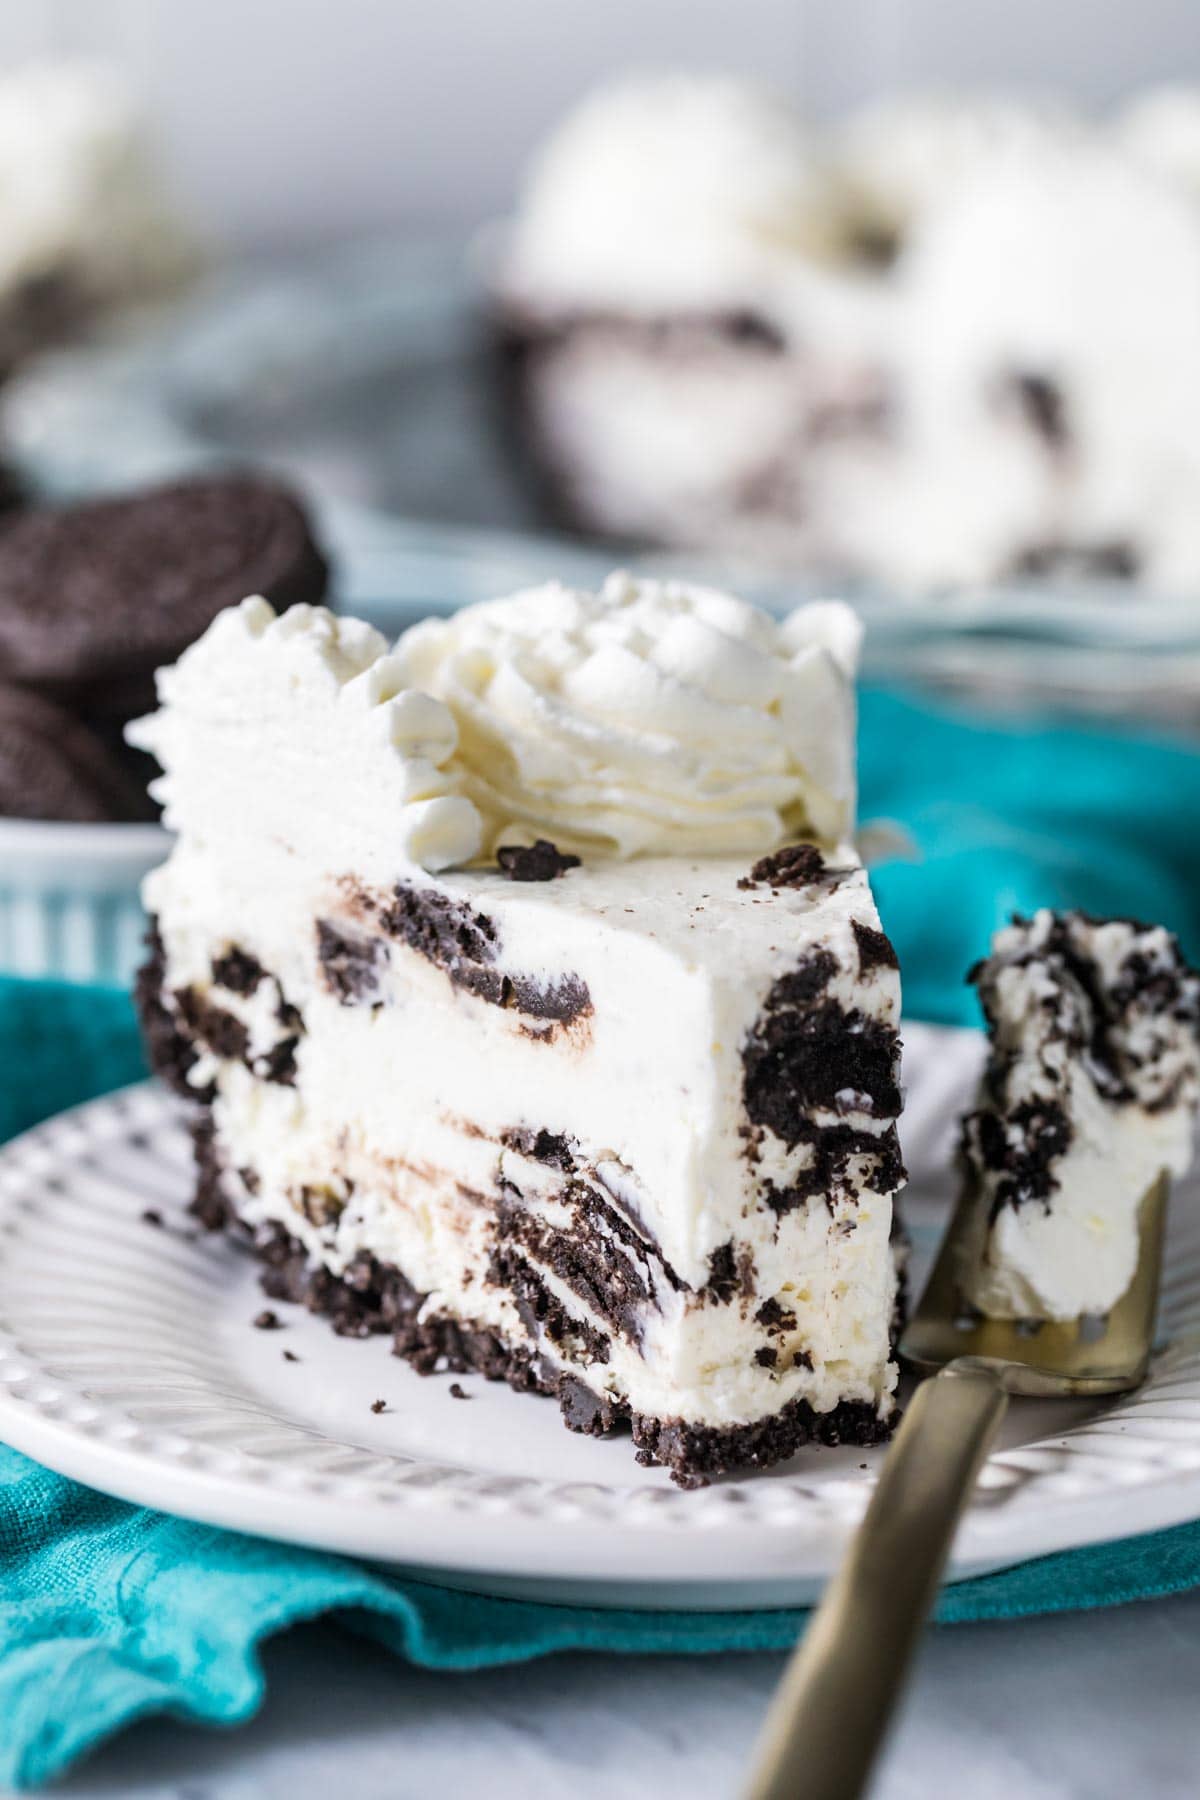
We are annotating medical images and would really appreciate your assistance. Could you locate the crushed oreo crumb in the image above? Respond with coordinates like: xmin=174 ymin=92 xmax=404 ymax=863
xmin=500 ymin=1126 xmax=576 ymax=1173
xmin=738 ymin=844 xmax=853 ymax=892
xmin=282 ymin=1349 xmax=300 ymax=1363
xmin=253 ymin=1309 xmax=282 ymax=1330
xmin=211 ymin=946 xmax=266 ymax=995
xmin=852 ymin=918 xmax=899 ymax=976
xmin=370 ymin=1398 xmax=388 ymax=1414
xmin=755 ymin=1296 xmax=798 ymax=1332
xmin=743 ymin=982 xmax=903 ymax=1142
xmin=176 ymin=986 xmax=250 ymax=1067
xmin=317 ymin=918 xmax=386 ymax=1005
xmin=448 ymin=1382 xmax=470 ymax=1400
xmin=966 ymin=1099 xmax=1072 ymax=1216
xmin=257 ymin=1033 xmax=300 ymax=1086
xmin=377 ymin=881 xmax=593 ymax=1025
xmin=135 ymin=933 xmax=203 ymax=1098
xmin=141 ymin=1208 xmax=164 ymax=1229
xmin=771 ymin=949 xmax=838 ymax=1005
xmin=497 ymin=840 xmax=581 ymax=882
xmin=760 ymin=1122 xmax=905 ymax=1216
xmin=1011 ymin=371 xmax=1069 ymax=450
xmin=705 ymin=1240 xmax=756 ymax=1304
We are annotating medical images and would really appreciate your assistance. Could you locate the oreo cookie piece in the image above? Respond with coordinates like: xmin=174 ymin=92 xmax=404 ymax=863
xmin=0 ymin=682 xmax=150 ymax=822
xmin=0 ymin=474 xmax=329 ymax=716
xmin=0 ymin=460 xmax=24 ymax=518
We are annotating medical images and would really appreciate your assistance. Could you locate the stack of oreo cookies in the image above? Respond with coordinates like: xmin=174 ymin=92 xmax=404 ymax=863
xmin=0 ymin=475 xmax=329 ymax=822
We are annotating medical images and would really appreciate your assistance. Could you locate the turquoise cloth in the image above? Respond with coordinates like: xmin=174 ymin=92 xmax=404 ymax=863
xmin=859 ymin=687 xmax=1200 ymax=1025
xmin=3 ymin=683 xmax=1200 ymax=1787
xmin=0 ymin=974 xmax=147 ymax=1145
xmin=5 ymin=1444 xmax=1200 ymax=1791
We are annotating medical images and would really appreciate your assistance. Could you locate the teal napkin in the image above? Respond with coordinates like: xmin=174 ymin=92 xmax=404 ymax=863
xmin=0 ymin=974 xmax=147 ymax=1145
xmin=3 ymin=682 xmax=1200 ymax=1788
xmin=859 ymin=687 xmax=1200 ymax=1024
xmin=6 ymin=1443 xmax=1200 ymax=1792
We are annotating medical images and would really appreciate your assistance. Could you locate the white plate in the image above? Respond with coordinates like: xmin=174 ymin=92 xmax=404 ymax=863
xmin=0 ymin=1021 xmax=1198 ymax=1611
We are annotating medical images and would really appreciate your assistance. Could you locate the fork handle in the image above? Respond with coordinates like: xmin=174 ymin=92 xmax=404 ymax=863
xmin=744 ymin=1363 xmax=1009 ymax=1800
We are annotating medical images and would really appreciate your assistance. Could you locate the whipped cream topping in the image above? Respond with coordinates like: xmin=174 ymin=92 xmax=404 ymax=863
xmin=887 ymin=144 xmax=1200 ymax=591
xmin=499 ymin=77 xmax=1081 ymax=326
xmin=1117 ymin=85 xmax=1200 ymax=199
xmin=500 ymin=72 xmax=837 ymax=322
xmin=129 ymin=597 xmax=481 ymax=876
xmin=392 ymin=573 xmax=861 ymax=858
xmin=498 ymin=75 xmax=1200 ymax=596
xmin=833 ymin=92 xmax=1081 ymax=249
xmin=135 ymin=578 xmax=861 ymax=875
xmin=0 ymin=61 xmax=192 ymax=308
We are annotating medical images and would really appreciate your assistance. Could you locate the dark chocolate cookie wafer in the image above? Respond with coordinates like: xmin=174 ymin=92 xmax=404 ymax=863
xmin=0 ymin=682 xmax=150 ymax=822
xmin=0 ymin=474 xmax=329 ymax=716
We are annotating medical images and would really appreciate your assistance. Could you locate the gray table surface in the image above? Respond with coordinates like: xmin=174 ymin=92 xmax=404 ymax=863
xmin=42 ymin=1585 xmax=1200 ymax=1800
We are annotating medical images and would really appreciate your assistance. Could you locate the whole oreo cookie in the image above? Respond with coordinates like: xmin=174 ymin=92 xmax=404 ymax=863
xmin=0 ymin=474 xmax=329 ymax=716
xmin=0 ymin=682 xmax=150 ymax=822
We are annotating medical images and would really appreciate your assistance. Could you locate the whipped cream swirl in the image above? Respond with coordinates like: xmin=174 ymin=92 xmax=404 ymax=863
xmin=500 ymin=73 xmax=833 ymax=321
xmin=0 ymin=62 xmax=193 ymax=310
xmin=130 ymin=597 xmax=481 ymax=876
xmin=393 ymin=572 xmax=860 ymax=859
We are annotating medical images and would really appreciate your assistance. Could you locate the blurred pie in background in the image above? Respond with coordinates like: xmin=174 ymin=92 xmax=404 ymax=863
xmin=0 ymin=60 xmax=195 ymax=380
xmin=494 ymin=73 xmax=1200 ymax=598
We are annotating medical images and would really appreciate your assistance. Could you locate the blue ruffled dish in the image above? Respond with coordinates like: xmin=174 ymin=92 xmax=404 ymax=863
xmin=0 ymin=819 xmax=165 ymax=986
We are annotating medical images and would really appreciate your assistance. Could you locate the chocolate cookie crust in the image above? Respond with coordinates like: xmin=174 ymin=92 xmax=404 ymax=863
xmin=0 ymin=474 xmax=329 ymax=714
xmin=194 ymin=1162 xmax=893 ymax=1488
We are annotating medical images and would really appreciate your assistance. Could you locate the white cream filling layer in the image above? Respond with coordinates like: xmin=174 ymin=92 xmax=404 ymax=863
xmin=962 ymin=1078 xmax=1185 ymax=1322
xmin=961 ymin=912 xmax=1200 ymax=1322
xmin=151 ymin=837 xmax=903 ymax=1429
xmin=210 ymin=1068 xmax=898 ymax=1427
xmin=150 ymin=839 xmax=898 ymax=1281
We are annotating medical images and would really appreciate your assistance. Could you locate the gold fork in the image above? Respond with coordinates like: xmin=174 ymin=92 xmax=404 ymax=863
xmin=743 ymin=1173 xmax=1168 ymax=1800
